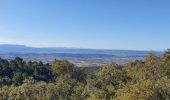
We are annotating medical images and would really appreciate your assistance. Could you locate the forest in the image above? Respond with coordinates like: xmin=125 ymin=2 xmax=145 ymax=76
xmin=0 ymin=51 xmax=169 ymax=100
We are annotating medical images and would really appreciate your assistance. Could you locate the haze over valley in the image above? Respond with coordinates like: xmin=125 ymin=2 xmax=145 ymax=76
xmin=0 ymin=44 xmax=163 ymax=66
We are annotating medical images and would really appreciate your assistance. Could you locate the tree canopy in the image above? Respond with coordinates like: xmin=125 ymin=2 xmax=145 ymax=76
xmin=0 ymin=52 xmax=169 ymax=100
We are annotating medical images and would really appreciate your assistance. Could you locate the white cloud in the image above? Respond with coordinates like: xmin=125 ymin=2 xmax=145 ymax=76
xmin=0 ymin=27 xmax=27 ymax=45
xmin=0 ymin=37 xmax=20 ymax=44
xmin=0 ymin=36 xmax=53 ymax=47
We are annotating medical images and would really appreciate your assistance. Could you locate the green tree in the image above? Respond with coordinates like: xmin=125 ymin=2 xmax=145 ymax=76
xmin=51 ymin=60 xmax=74 ymax=76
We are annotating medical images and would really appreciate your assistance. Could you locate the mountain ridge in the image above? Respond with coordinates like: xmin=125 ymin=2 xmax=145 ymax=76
xmin=0 ymin=44 xmax=164 ymax=66
xmin=0 ymin=44 xmax=163 ymax=56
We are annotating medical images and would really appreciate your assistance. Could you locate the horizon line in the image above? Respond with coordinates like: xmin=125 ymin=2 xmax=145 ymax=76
xmin=0 ymin=43 xmax=165 ymax=52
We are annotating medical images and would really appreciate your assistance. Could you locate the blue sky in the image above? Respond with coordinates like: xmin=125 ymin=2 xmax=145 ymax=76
xmin=0 ymin=0 xmax=170 ymax=50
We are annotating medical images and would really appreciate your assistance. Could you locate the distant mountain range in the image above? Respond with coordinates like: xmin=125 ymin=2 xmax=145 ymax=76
xmin=0 ymin=44 xmax=163 ymax=57
xmin=0 ymin=44 xmax=164 ymax=66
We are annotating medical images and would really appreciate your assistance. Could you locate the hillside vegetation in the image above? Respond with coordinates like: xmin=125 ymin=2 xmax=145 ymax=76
xmin=0 ymin=52 xmax=169 ymax=100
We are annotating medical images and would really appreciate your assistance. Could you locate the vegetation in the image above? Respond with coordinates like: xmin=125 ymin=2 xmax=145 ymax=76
xmin=0 ymin=52 xmax=169 ymax=100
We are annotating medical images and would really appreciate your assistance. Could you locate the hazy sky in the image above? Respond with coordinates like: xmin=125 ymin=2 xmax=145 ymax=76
xmin=0 ymin=0 xmax=170 ymax=50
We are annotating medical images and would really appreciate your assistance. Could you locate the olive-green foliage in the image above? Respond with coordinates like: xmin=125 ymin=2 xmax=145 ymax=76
xmin=83 ymin=64 xmax=130 ymax=100
xmin=0 ymin=52 xmax=170 ymax=100
xmin=52 ymin=60 xmax=74 ymax=75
